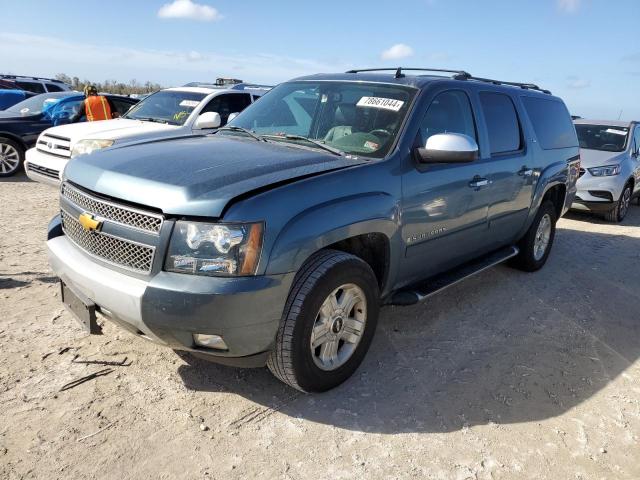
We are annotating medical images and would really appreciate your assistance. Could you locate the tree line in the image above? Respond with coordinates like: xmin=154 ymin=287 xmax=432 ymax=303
xmin=54 ymin=74 xmax=163 ymax=95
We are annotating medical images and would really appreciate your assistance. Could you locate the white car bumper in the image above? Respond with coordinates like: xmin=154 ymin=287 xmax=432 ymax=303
xmin=24 ymin=148 xmax=68 ymax=187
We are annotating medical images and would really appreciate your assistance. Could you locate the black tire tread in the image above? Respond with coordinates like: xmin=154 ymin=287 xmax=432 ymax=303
xmin=267 ymin=249 xmax=371 ymax=392
xmin=511 ymin=200 xmax=557 ymax=272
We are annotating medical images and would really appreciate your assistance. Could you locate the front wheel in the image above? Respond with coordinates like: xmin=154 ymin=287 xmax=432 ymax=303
xmin=511 ymin=200 xmax=557 ymax=272
xmin=603 ymin=184 xmax=632 ymax=222
xmin=267 ymin=250 xmax=380 ymax=392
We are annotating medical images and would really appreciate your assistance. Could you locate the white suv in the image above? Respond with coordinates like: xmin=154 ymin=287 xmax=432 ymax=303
xmin=24 ymin=83 xmax=270 ymax=186
xmin=572 ymin=119 xmax=640 ymax=222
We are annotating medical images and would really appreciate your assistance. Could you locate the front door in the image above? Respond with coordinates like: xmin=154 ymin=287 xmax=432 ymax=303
xmin=399 ymin=90 xmax=493 ymax=286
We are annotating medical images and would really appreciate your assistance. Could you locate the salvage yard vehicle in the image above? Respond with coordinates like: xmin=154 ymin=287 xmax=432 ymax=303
xmin=47 ymin=68 xmax=580 ymax=392
xmin=0 ymin=74 xmax=72 ymax=94
xmin=572 ymin=119 xmax=640 ymax=221
xmin=0 ymin=92 xmax=137 ymax=177
xmin=24 ymin=83 xmax=270 ymax=186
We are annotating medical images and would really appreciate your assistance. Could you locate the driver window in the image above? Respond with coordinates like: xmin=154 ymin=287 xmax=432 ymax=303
xmin=420 ymin=91 xmax=477 ymax=144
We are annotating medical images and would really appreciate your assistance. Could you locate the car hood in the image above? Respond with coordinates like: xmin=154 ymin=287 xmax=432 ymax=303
xmin=579 ymin=148 xmax=626 ymax=168
xmin=0 ymin=111 xmax=39 ymax=121
xmin=42 ymin=118 xmax=180 ymax=143
xmin=64 ymin=135 xmax=367 ymax=217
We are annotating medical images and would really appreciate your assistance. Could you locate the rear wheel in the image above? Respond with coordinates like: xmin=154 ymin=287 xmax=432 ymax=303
xmin=0 ymin=137 xmax=24 ymax=177
xmin=603 ymin=184 xmax=632 ymax=222
xmin=511 ymin=200 xmax=557 ymax=272
xmin=267 ymin=250 xmax=379 ymax=392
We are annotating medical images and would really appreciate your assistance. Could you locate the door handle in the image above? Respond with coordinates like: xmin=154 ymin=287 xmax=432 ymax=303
xmin=518 ymin=167 xmax=534 ymax=177
xmin=469 ymin=177 xmax=489 ymax=188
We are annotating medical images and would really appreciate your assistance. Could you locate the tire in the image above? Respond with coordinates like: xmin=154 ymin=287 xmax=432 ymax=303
xmin=511 ymin=200 xmax=557 ymax=272
xmin=267 ymin=249 xmax=380 ymax=392
xmin=603 ymin=183 xmax=632 ymax=222
xmin=0 ymin=137 xmax=24 ymax=177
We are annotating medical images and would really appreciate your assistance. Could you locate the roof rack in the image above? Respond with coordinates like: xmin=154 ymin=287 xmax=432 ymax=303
xmin=345 ymin=67 xmax=551 ymax=94
xmin=346 ymin=67 xmax=471 ymax=80
xmin=0 ymin=74 xmax=66 ymax=84
xmin=466 ymin=75 xmax=552 ymax=94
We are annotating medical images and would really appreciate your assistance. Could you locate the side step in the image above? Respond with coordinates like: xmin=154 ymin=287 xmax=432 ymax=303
xmin=388 ymin=246 xmax=519 ymax=306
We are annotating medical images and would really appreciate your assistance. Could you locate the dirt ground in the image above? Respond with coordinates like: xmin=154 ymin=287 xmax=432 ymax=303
xmin=1 ymin=172 xmax=639 ymax=480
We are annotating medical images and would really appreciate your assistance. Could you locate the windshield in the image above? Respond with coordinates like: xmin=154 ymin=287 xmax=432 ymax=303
xmin=5 ymin=92 xmax=76 ymax=116
xmin=123 ymin=90 xmax=206 ymax=125
xmin=575 ymin=124 xmax=629 ymax=152
xmin=225 ymin=81 xmax=417 ymax=158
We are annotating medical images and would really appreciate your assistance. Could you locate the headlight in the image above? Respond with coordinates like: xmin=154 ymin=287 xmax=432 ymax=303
xmin=71 ymin=139 xmax=114 ymax=158
xmin=588 ymin=164 xmax=620 ymax=177
xmin=165 ymin=221 xmax=263 ymax=276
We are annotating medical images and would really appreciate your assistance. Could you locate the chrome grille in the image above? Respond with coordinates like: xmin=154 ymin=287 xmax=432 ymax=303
xmin=61 ymin=183 xmax=163 ymax=234
xmin=60 ymin=209 xmax=155 ymax=273
xmin=37 ymin=133 xmax=71 ymax=158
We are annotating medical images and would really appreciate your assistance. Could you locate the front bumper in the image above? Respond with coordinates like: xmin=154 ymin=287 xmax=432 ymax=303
xmin=24 ymin=148 xmax=66 ymax=187
xmin=570 ymin=171 xmax=625 ymax=212
xmin=47 ymin=225 xmax=295 ymax=367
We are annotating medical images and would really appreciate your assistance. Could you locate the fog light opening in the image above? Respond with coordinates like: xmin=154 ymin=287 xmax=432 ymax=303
xmin=193 ymin=334 xmax=228 ymax=351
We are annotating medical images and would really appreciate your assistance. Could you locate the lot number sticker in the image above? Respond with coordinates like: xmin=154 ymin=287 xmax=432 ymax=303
xmin=605 ymin=128 xmax=628 ymax=136
xmin=179 ymin=100 xmax=200 ymax=108
xmin=357 ymin=97 xmax=405 ymax=112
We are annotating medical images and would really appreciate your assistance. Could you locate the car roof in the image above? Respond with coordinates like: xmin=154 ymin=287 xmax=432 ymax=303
xmin=573 ymin=119 xmax=637 ymax=128
xmin=164 ymin=86 xmax=224 ymax=94
xmin=291 ymin=70 xmax=555 ymax=98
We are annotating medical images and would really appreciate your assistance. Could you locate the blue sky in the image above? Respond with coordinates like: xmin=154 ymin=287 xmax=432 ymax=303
xmin=2 ymin=0 xmax=639 ymax=120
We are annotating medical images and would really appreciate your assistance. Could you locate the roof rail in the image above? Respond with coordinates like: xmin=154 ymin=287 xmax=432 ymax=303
xmin=346 ymin=67 xmax=471 ymax=80
xmin=466 ymin=75 xmax=552 ymax=94
xmin=0 ymin=74 xmax=66 ymax=84
xmin=345 ymin=67 xmax=551 ymax=94
xmin=230 ymin=83 xmax=272 ymax=91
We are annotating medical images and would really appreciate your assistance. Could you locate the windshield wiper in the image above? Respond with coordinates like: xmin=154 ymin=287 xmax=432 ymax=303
xmin=130 ymin=117 xmax=169 ymax=124
xmin=217 ymin=125 xmax=265 ymax=142
xmin=261 ymin=134 xmax=344 ymax=156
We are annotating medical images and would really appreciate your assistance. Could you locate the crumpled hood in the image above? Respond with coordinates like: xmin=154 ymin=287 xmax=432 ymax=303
xmin=64 ymin=135 xmax=366 ymax=217
xmin=579 ymin=148 xmax=626 ymax=168
xmin=42 ymin=118 xmax=179 ymax=144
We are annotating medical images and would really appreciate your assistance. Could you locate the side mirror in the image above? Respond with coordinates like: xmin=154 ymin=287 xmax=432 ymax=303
xmin=227 ymin=112 xmax=239 ymax=123
xmin=194 ymin=111 xmax=221 ymax=130
xmin=415 ymin=133 xmax=479 ymax=164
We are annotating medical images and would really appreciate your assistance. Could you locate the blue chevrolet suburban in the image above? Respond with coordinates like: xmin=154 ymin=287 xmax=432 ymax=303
xmin=47 ymin=68 xmax=580 ymax=392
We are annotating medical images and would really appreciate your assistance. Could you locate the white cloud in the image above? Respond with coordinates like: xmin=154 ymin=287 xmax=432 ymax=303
xmin=0 ymin=32 xmax=346 ymax=85
xmin=566 ymin=76 xmax=590 ymax=89
xmin=380 ymin=44 xmax=414 ymax=61
xmin=158 ymin=0 xmax=222 ymax=21
xmin=557 ymin=0 xmax=581 ymax=13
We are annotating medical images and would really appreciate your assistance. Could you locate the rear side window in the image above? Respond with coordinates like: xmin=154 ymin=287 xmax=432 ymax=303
xmin=634 ymin=127 xmax=640 ymax=153
xmin=45 ymin=83 xmax=64 ymax=92
xmin=522 ymin=97 xmax=577 ymax=150
xmin=479 ymin=92 xmax=521 ymax=154
xmin=16 ymin=81 xmax=45 ymax=94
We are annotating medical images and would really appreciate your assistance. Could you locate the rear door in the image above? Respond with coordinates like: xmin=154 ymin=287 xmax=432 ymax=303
xmin=478 ymin=91 xmax=534 ymax=247
xmin=400 ymin=89 xmax=493 ymax=284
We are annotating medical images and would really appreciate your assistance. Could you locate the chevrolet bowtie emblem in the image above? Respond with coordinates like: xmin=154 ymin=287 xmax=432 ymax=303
xmin=78 ymin=213 xmax=102 ymax=232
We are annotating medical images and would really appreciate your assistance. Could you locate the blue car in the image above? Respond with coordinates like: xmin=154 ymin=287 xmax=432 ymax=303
xmin=0 ymin=92 xmax=137 ymax=176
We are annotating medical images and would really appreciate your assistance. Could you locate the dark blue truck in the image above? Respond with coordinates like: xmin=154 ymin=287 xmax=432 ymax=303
xmin=47 ymin=68 xmax=580 ymax=392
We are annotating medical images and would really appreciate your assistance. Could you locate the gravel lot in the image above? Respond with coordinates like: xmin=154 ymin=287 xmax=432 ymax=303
xmin=1 ymin=172 xmax=639 ymax=480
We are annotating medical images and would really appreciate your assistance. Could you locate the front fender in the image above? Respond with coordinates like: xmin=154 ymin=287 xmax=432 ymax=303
xmin=266 ymin=192 xmax=400 ymax=276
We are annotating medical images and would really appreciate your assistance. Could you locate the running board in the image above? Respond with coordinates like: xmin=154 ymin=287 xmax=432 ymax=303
xmin=388 ymin=246 xmax=519 ymax=306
